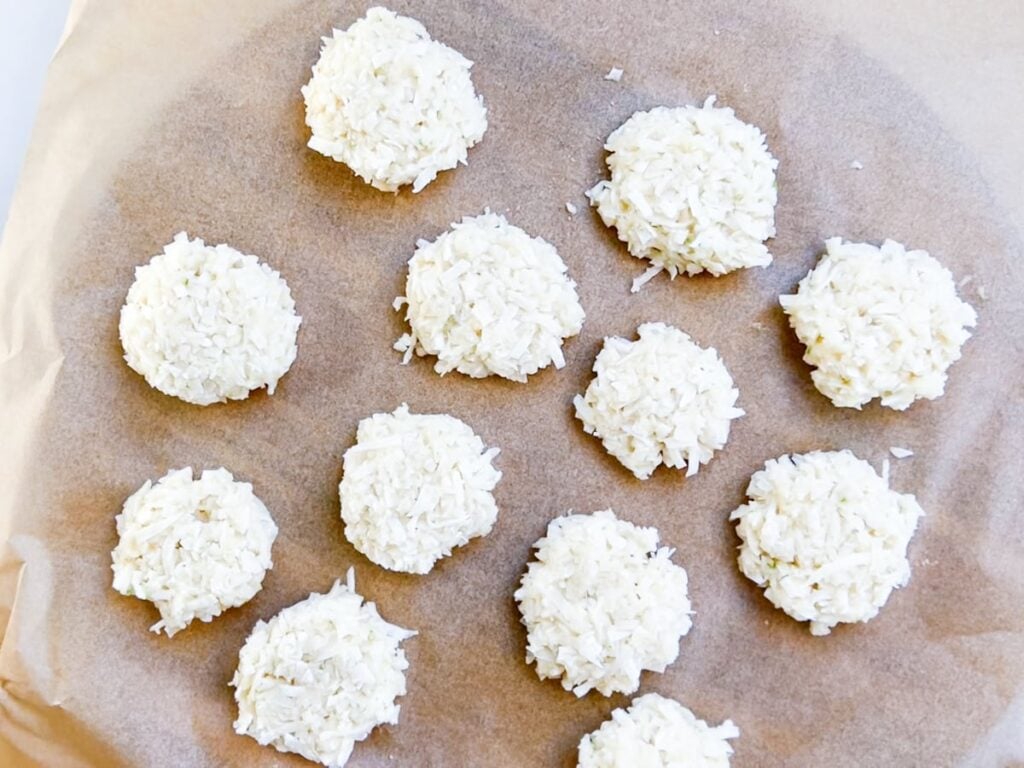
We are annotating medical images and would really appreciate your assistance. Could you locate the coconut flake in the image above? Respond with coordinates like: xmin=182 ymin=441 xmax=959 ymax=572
xmin=604 ymin=67 xmax=624 ymax=82
xmin=111 ymin=467 xmax=278 ymax=636
xmin=232 ymin=573 xmax=415 ymax=767
xmin=395 ymin=211 xmax=585 ymax=382
xmin=849 ymin=160 xmax=864 ymax=170
xmin=578 ymin=693 xmax=739 ymax=767
xmin=301 ymin=7 xmax=487 ymax=192
xmin=731 ymin=450 xmax=924 ymax=635
xmin=574 ymin=322 xmax=743 ymax=480
xmin=566 ymin=201 xmax=579 ymax=215
xmin=340 ymin=404 xmax=501 ymax=574
xmin=889 ymin=446 xmax=914 ymax=459
xmin=588 ymin=97 xmax=777 ymax=287
xmin=515 ymin=510 xmax=692 ymax=697
xmin=780 ymin=238 xmax=977 ymax=410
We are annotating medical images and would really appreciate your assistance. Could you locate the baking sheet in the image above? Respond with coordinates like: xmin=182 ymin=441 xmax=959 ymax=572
xmin=1 ymin=1 xmax=1023 ymax=766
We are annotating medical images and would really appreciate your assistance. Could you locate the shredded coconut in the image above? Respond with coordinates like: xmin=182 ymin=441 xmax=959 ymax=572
xmin=578 ymin=693 xmax=739 ymax=768
xmin=889 ymin=446 xmax=914 ymax=459
xmin=119 ymin=232 xmax=301 ymax=406
xmin=232 ymin=571 xmax=415 ymax=767
xmin=301 ymin=7 xmax=487 ymax=192
xmin=111 ymin=467 xmax=278 ymax=637
xmin=340 ymin=404 xmax=501 ymax=574
xmin=731 ymin=450 xmax=924 ymax=636
xmin=780 ymin=238 xmax=977 ymax=410
xmin=977 ymin=284 xmax=989 ymax=301
xmin=394 ymin=211 xmax=585 ymax=381
xmin=514 ymin=510 xmax=692 ymax=697
xmin=566 ymin=201 xmax=579 ymax=215
xmin=587 ymin=97 xmax=777 ymax=290
xmin=604 ymin=67 xmax=624 ymax=82
xmin=849 ymin=160 xmax=864 ymax=170
xmin=574 ymin=322 xmax=743 ymax=480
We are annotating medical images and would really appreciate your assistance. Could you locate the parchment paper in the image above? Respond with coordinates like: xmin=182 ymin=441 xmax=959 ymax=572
xmin=1 ymin=1 xmax=1023 ymax=766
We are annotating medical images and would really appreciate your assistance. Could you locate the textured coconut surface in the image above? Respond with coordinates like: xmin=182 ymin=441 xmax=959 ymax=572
xmin=0 ymin=1 xmax=1022 ymax=767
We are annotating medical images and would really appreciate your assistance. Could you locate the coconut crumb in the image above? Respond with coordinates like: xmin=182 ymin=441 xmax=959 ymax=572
xmin=958 ymin=274 xmax=974 ymax=287
xmin=889 ymin=446 xmax=914 ymax=459
xmin=977 ymin=285 xmax=988 ymax=301
xmin=849 ymin=160 xmax=864 ymax=170
xmin=565 ymin=202 xmax=579 ymax=216
xmin=631 ymin=265 xmax=664 ymax=293
xmin=604 ymin=67 xmax=623 ymax=82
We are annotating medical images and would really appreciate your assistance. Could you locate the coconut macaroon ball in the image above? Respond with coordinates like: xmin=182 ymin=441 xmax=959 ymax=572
xmin=111 ymin=467 xmax=278 ymax=637
xmin=780 ymin=238 xmax=977 ymax=410
xmin=119 ymin=232 xmax=301 ymax=406
xmin=578 ymin=693 xmax=739 ymax=768
xmin=394 ymin=211 xmax=585 ymax=382
xmin=731 ymin=450 xmax=924 ymax=636
xmin=301 ymin=7 xmax=487 ymax=192
xmin=340 ymin=404 xmax=501 ymax=574
xmin=232 ymin=571 xmax=415 ymax=767
xmin=588 ymin=97 xmax=778 ymax=291
xmin=574 ymin=322 xmax=743 ymax=480
xmin=514 ymin=510 xmax=692 ymax=697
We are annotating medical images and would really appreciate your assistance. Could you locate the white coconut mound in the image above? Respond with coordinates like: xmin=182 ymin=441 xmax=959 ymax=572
xmin=340 ymin=404 xmax=501 ymax=574
xmin=587 ymin=97 xmax=778 ymax=291
xmin=731 ymin=450 xmax=924 ymax=636
xmin=578 ymin=693 xmax=739 ymax=768
xmin=574 ymin=322 xmax=743 ymax=480
xmin=111 ymin=467 xmax=278 ymax=637
xmin=234 ymin=573 xmax=413 ymax=765
xmin=232 ymin=571 xmax=415 ymax=767
xmin=119 ymin=232 xmax=301 ymax=406
xmin=394 ymin=211 xmax=585 ymax=382
xmin=514 ymin=510 xmax=692 ymax=697
xmin=301 ymin=7 xmax=487 ymax=193
xmin=780 ymin=238 xmax=977 ymax=410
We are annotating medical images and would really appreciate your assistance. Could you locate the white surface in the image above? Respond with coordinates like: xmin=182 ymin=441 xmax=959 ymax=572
xmin=0 ymin=0 xmax=71 ymax=231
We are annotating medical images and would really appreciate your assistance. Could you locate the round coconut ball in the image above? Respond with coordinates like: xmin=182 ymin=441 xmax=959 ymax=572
xmin=301 ymin=7 xmax=487 ymax=192
xmin=340 ymin=404 xmax=502 ymax=574
xmin=111 ymin=467 xmax=278 ymax=637
xmin=587 ymin=97 xmax=777 ymax=291
xmin=780 ymin=238 xmax=977 ymax=410
xmin=731 ymin=450 xmax=924 ymax=636
xmin=514 ymin=510 xmax=692 ymax=697
xmin=119 ymin=232 xmax=302 ymax=406
xmin=394 ymin=211 xmax=585 ymax=382
xmin=232 ymin=571 xmax=415 ymax=767
xmin=578 ymin=693 xmax=739 ymax=768
xmin=574 ymin=322 xmax=743 ymax=480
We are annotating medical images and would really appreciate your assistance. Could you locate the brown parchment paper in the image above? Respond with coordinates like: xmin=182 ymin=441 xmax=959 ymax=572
xmin=1 ymin=1 xmax=1023 ymax=765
